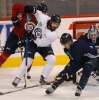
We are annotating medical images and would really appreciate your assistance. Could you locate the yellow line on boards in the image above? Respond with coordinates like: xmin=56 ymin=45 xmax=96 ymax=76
xmin=1 ymin=55 xmax=70 ymax=68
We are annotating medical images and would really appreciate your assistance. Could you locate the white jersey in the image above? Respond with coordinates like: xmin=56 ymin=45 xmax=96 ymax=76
xmin=32 ymin=10 xmax=58 ymax=47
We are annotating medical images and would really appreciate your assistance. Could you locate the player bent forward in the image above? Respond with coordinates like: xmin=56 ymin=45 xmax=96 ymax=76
xmin=46 ymin=31 xmax=98 ymax=96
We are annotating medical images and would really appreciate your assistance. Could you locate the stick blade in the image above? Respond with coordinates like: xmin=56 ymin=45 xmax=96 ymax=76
xmin=0 ymin=92 xmax=4 ymax=95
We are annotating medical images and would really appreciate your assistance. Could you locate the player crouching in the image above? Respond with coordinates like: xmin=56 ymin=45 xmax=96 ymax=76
xmin=45 ymin=31 xmax=98 ymax=96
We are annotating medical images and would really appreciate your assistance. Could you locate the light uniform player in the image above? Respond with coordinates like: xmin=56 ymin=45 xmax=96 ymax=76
xmin=12 ymin=9 xmax=61 ymax=86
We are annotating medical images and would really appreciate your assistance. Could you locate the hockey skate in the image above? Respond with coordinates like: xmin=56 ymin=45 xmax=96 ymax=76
xmin=45 ymin=85 xmax=56 ymax=94
xmin=75 ymin=86 xmax=82 ymax=96
xmin=27 ymin=73 xmax=31 ymax=79
xmin=39 ymin=75 xmax=52 ymax=85
xmin=12 ymin=77 xmax=21 ymax=87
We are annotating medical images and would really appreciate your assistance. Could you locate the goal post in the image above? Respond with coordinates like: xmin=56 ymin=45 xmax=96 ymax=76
xmin=72 ymin=20 xmax=99 ymax=39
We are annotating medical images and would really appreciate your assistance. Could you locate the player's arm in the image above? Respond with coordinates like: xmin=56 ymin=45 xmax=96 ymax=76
xmin=11 ymin=17 xmax=21 ymax=27
xmin=86 ymin=44 xmax=97 ymax=56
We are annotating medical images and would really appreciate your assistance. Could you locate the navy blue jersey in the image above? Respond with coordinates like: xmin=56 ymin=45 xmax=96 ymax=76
xmin=96 ymin=37 xmax=99 ymax=46
xmin=64 ymin=34 xmax=97 ymax=63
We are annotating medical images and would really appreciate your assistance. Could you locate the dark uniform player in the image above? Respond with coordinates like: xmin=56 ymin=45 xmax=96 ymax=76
xmin=0 ymin=4 xmax=37 ymax=72
xmin=0 ymin=3 xmax=25 ymax=66
xmin=76 ymin=25 xmax=99 ymax=81
xmin=45 ymin=32 xmax=97 ymax=96
xmin=95 ymin=36 xmax=99 ymax=76
xmin=90 ymin=25 xmax=99 ymax=80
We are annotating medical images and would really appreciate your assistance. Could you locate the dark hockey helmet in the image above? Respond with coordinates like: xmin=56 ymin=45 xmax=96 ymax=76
xmin=37 ymin=3 xmax=48 ymax=13
xmin=24 ymin=5 xmax=36 ymax=14
xmin=60 ymin=33 xmax=73 ymax=45
xmin=47 ymin=14 xmax=61 ymax=31
xmin=50 ymin=14 xmax=61 ymax=24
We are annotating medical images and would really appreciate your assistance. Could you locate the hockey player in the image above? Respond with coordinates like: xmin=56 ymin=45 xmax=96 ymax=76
xmin=37 ymin=2 xmax=48 ymax=14
xmin=45 ymin=31 xmax=98 ymax=96
xmin=0 ymin=3 xmax=25 ymax=66
xmin=95 ymin=36 xmax=99 ymax=77
xmin=0 ymin=4 xmax=37 ymax=77
xmin=12 ymin=7 xmax=61 ymax=87
xmin=78 ymin=25 xmax=99 ymax=78
xmin=90 ymin=25 xmax=99 ymax=81
xmin=90 ymin=25 xmax=99 ymax=76
xmin=23 ymin=3 xmax=49 ymax=78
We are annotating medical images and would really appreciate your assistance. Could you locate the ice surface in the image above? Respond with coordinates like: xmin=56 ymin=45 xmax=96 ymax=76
xmin=0 ymin=66 xmax=99 ymax=100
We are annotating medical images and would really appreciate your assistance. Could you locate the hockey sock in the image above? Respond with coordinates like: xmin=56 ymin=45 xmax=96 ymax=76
xmin=16 ymin=58 xmax=33 ymax=78
xmin=42 ymin=55 xmax=55 ymax=80
xmin=27 ymin=64 xmax=32 ymax=72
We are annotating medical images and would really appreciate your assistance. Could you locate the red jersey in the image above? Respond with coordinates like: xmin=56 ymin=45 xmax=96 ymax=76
xmin=12 ymin=3 xmax=37 ymax=39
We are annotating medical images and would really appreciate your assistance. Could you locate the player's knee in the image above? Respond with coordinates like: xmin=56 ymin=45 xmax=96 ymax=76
xmin=46 ymin=55 xmax=56 ymax=65
xmin=83 ymin=62 xmax=94 ymax=76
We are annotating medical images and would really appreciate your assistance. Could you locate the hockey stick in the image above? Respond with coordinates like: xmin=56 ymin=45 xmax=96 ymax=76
xmin=0 ymin=81 xmax=52 ymax=96
xmin=0 ymin=46 xmax=25 ymax=53
xmin=20 ymin=46 xmax=28 ymax=88
xmin=23 ymin=14 xmax=37 ymax=88
xmin=23 ymin=15 xmax=31 ymax=88
xmin=0 ymin=84 xmax=40 ymax=96
xmin=24 ymin=33 xmax=29 ymax=88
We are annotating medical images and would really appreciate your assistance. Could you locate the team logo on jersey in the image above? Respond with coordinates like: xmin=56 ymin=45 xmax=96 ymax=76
xmin=38 ymin=22 xmax=42 ymax=27
xmin=34 ymin=28 xmax=42 ymax=39
xmin=24 ymin=22 xmax=35 ymax=32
